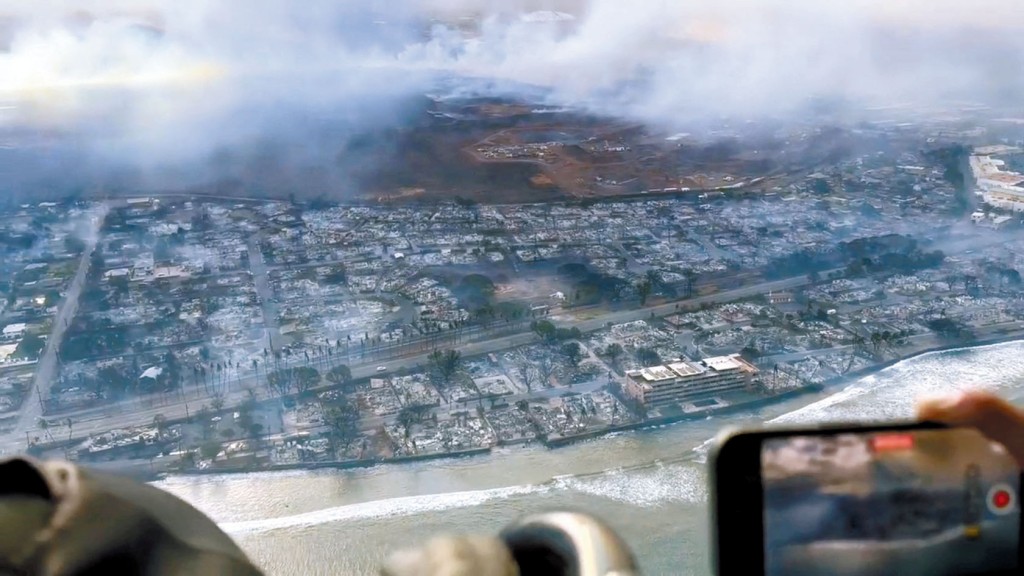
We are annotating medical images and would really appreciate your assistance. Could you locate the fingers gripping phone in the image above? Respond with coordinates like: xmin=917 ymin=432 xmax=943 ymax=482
xmin=710 ymin=422 xmax=1022 ymax=576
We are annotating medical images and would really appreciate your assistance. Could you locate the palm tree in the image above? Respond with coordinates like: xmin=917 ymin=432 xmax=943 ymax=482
xmin=870 ymin=332 xmax=882 ymax=353
xmin=37 ymin=418 xmax=53 ymax=442
xmin=645 ymin=269 xmax=662 ymax=291
xmin=153 ymin=413 xmax=167 ymax=440
xmin=636 ymin=278 xmax=653 ymax=306
xmin=605 ymin=343 xmax=624 ymax=369
xmin=682 ymin=269 xmax=698 ymax=299
xmin=881 ymin=330 xmax=893 ymax=352
xmin=852 ymin=333 xmax=867 ymax=353
xmin=474 ymin=305 xmax=494 ymax=329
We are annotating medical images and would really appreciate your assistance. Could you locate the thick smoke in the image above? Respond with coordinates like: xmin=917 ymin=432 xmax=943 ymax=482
xmin=406 ymin=0 xmax=1024 ymax=122
xmin=1 ymin=0 xmax=1022 ymax=199
xmin=0 ymin=1 xmax=435 ymax=198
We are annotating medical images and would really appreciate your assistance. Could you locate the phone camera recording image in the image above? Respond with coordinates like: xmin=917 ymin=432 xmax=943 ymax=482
xmin=761 ymin=429 xmax=1021 ymax=576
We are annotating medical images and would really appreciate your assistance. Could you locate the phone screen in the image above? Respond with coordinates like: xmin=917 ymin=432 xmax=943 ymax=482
xmin=761 ymin=428 xmax=1020 ymax=576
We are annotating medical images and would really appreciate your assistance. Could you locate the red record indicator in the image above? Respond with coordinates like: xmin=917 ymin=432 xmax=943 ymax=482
xmin=987 ymin=484 xmax=1016 ymax=515
xmin=869 ymin=433 xmax=914 ymax=452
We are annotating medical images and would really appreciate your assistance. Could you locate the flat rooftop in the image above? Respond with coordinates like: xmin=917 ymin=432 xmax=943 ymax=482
xmin=983 ymin=172 xmax=1024 ymax=185
xmin=629 ymin=355 xmax=757 ymax=381
xmin=975 ymin=145 xmax=1022 ymax=155
xmin=702 ymin=355 xmax=743 ymax=372
xmin=639 ymin=366 xmax=676 ymax=381
xmin=667 ymin=361 xmax=704 ymax=377
xmin=2 ymin=323 xmax=26 ymax=335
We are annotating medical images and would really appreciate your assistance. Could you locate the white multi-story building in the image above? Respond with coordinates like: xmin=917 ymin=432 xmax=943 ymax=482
xmin=971 ymin=148 xmax=1024 ymax=212
xmin=624 ymin=354 xmax=759 ymax=408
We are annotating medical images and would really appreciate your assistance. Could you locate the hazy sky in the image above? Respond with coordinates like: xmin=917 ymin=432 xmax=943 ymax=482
xmin=1 ymin=0 xmax=1022 ymax=196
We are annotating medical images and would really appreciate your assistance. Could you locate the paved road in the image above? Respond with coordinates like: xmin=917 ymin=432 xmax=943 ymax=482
xmin=14 ymin=205 xmax=108 ymax=442
xmin=1 ymin=270 xmax=840 ymax=451
xmin=248 ymin=237 xmax=281 ymax=353
xmin=0 ymin=330 xmax=540 ymax=453
xmin=612 ymin=241 xmax=646 ymax=274
xmin=760 ymin=319 xmax=1024 ymax=369
xmin=564 ymin=272 xmax=835 ymax=332
xmin=43 ymin=314 xmax=1024 ymax=445
xmin=690 ymin=232 xmax=735 ymax=261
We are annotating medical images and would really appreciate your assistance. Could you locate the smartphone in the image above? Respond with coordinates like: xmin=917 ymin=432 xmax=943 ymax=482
xmin=710 ymin=421 xmax=1022 ymax=576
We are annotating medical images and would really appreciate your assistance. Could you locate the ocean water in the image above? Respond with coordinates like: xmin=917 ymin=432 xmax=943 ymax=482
xmin=155 ymin=341 xmax=1024 ymax=575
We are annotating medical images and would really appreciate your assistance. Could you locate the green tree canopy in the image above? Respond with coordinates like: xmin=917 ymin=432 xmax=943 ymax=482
xmin=530 ymin=320 xmax=581 ymax=344
xmin=635 ymin=347 xmax=661 ymax=366
xmin=326 ymin=364 xmax=352 ymax=385
xmin=604 ymin=343 xmax=624 ymax=364
xmin=199 ymin=441 xmax=221 ymax=461
xmin=561 ymin=342 xmax=583 ymax=368
xmin=13 ymin=333 xmax=45 ymax=359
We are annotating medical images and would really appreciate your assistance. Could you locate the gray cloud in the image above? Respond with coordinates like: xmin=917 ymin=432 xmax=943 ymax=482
xmin=0 ymin=0 xmax=1022 ymax=199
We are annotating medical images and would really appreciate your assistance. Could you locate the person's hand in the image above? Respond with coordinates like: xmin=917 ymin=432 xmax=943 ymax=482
xmin=917 ymin=390 xmax=1024 ymax=468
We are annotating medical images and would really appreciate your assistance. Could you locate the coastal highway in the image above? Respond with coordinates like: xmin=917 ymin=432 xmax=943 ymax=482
xmin=560 ymin=271 xmax=840 ymax=332
xmin=0 ymin=269 xmax=841 ymax=452
xmin=19 ymin=316 xmax=1024 ymax=455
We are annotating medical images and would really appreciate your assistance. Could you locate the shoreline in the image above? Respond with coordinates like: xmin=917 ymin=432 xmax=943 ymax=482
xmin=95 ymin=330 xmax=1024 ymax=483
xmin=836 ymin=328 xmax=1024 ymax=385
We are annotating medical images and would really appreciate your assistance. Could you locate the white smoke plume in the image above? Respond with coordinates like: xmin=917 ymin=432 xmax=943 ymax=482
xmin=0 ymin=0 xmax=1021 ymax=198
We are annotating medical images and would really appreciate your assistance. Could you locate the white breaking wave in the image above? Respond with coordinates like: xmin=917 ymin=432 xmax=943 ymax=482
xmin=551 ymin=453 xmax=706 ymax=507
xmin=768 ymin=339 xmax=1024 ymax=426
xmin=557 ymin=463 xmax=707 ymax=507
xmin=219 ymin=454 xmax=709 ymax=535
xmin=768 ymin=383 xmax=873 ymax=425
xmin=692 ymin=340 xmax=1024 ymax=465
xmin=220 ymin=483 xmax=547 ymax=535
xmin=690 ymin=437 xmax=716 ymax=465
